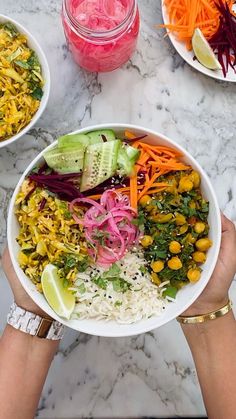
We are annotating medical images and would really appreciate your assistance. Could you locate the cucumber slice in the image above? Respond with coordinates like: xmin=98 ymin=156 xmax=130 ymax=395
xmin=117 ymin=145 xmax=140 ymax=176
xmin=86 ymin=129 xmax=116 ymax=144
xmin=126 ymin=145 xmax=140 ymax=162
xmin=58 ymin=133 xmax=90 ymax=149
xmin=44 ymin=145 xmax=85 ymax=174
xmin=80 ymin=140 xmax=120 ymax=192
xmin=117 ymin=147 xmax=134 ymax=176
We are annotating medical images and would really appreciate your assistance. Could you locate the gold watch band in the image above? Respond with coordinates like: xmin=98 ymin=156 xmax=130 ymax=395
xmin=177 ymin=300 xmax=233 ymax=324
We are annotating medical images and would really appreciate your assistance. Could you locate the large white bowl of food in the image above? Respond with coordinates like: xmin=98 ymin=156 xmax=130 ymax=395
xmin=7 ymin=124 xmax=221 ymax=337
xmin=0 ymin=15 xmax=50 ymax=148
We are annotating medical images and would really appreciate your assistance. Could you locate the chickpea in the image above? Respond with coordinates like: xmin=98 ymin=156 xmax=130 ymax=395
xmin=151 ymin=260 xmax=165 ymax=273
xmin=146 ymin=204 xmax=155 ymax=212
xmin=187 ymin=268 xmax=201 ymax=283
xmin=189 ymin=171 xmax=201 ymax=188
xmin=139 ymin=195 xmax=152 ymax=207
xmin=169 ymin=241 xmax=181 ymax=254
xmin=195 ymin=238 xmax=212 ymax=252
xmin=178 ymin=224 xmax=189 ymax=235
xmin=151 ymin=213 xmax=173 ymax=223
xmin=192 ymin=251 xmax=206 ymax=263
xmin=168 ymin=257 xmax=183 ymax=270
xmin=194 ymin=222 xmax=206 ymax=234
xmin=175 ymin=213 xmax=186 ymax=225
xmin=189 ymin=200 xmax=196 ymax=209
xmin=151 ymin=272 xmax=161 ymax=285
xmin=140 ymin=235 xmax=153 ymax=247
xmin=150 ymin=208 xmax=157 ymax=216
xmin=185 ymin=233 xmax=196 ymax=244
xmin=178 ymin=176 xmax=193 ymax=193
xmin=166 ymin=179 xmax=177 ymax=194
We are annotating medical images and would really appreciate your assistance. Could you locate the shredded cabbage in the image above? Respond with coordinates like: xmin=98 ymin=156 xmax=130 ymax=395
xmin=15 ymin=181 xmax=88 ymax=289
xmin=0 ymin=22 xmax=44 ymax=142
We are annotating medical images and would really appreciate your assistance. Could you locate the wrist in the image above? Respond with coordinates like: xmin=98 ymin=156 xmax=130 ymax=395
xmin=7 ymin=303 xmax=64 ymax=340
xmin=181 ymin=296 xmax=229 ymax=317
xmin=14 ymin=300 xmax=52 ymax=319
xmin=180 ymin=308 xmax=235 ymax=338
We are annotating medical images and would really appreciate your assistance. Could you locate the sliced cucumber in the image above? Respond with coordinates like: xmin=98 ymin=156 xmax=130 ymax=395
xmin=58 ymin=133 xmax=90 ymax=149
xmin=86 ymin=129 xmax=116 ymax=144
xmin=117 ymin=147 xmax=134 ymax=176
xmin=44 ymin=145 xmax=85 ymax=174
xmin=80 ymin=140 xmax=120 ymax=192
xmin=126 ymin=145 xmax=140 ymax=163
xmin=117 ymin=145 xmax=140 ymax=176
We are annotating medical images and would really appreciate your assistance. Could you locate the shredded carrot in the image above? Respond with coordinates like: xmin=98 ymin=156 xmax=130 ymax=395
xmin=130 ymin=169 xmax=138 ymax=211
xmin=160 ymin=0 xmax=234 ymax=50
xmin=125 ymin=130 xmax=137 ymax=139
xmin=120 ymin=135 xmax=191 ymax=208
xmin=138 ymin=172 xmax=166 ymax=200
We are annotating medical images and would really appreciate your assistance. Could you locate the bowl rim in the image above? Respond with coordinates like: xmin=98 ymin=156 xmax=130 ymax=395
xmin=7 ymin=123 xmax=222 ymax=337
xmin=0 ymin=14 xmax=50 ymax=149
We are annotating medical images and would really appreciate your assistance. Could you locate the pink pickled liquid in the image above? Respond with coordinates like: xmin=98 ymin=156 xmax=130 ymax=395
xmin=74 ymin=0 xmax=128 ymax=31
xmin=62 ymin=0 xmax=140 ymax=72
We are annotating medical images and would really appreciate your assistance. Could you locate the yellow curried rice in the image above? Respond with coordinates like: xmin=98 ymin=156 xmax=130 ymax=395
xmin=0 ymin=22 xmax=44 ymax=142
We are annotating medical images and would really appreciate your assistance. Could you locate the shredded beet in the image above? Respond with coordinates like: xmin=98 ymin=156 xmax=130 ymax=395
xmin=28 ymin=164 xmax=133 ymax=202
xmin=24 ymin=185 xmax=37 ymax=201
xmin=39 ymin=197 xmax=47 ymax=211
xmin=29 ymin=168 xmax=83 ymax=201
xmin=209 ymin=1 xmax=236 ymax=77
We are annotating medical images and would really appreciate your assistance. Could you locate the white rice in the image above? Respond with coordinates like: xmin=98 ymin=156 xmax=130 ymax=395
xmin=71 ymin=252 xmax=169 ymax=324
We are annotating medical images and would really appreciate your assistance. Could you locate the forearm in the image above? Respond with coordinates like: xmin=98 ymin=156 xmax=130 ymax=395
xmin=181 ymin=311 xmax=236 ymax=419
xmin=0 ymin=325 xmax=59 ymax=419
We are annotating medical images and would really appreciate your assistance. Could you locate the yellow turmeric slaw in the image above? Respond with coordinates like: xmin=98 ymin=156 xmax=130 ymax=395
xmin=15 ymin=180 xmax=88 ymax=290
xmin=0 ymin=22 xmax=44 ymax=142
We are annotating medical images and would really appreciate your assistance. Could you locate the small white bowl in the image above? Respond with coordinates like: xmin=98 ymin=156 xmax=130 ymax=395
xmin=7 ymin=124 xmax=221 ymax=337
xmin=0 ymin=15 xmax=50 ymax=148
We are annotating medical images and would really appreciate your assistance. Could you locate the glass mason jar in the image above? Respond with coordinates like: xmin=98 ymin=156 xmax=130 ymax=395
xmin=62 ymin=0 xmax=140 ymax=72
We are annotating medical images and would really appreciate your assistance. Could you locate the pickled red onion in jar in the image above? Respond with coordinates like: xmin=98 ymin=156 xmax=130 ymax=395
xmin=62 ymin=0 xmax=140 ymax=72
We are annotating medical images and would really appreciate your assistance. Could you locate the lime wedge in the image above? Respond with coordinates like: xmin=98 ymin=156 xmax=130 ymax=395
xmin=192 ymin=28 xmax=222 ymax=70
xmin=41 ymin=264 xmax=75 ymax=320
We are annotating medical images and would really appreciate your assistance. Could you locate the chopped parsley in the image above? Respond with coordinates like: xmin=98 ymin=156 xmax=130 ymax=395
xmin=91 ymin=263 xmax=131 ymax=293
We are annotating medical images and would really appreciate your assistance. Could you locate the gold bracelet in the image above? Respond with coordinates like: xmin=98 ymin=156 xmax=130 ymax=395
xmin=177 ymin=300 xmax=233 ymax=324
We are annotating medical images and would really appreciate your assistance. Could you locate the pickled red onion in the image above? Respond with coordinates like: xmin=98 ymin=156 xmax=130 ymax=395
xmin=70 ymin=189 xmax=139 ymax=266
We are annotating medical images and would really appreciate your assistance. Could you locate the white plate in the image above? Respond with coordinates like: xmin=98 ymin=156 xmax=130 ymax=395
xmin=8 ymin=123 xmax=221 ymax=337
xmin=161 ymin=1 xmax=236 ymax=82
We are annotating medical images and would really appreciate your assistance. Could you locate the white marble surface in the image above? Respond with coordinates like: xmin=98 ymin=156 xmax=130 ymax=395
xmin=0 ymin=0 xmax=236 ymax=417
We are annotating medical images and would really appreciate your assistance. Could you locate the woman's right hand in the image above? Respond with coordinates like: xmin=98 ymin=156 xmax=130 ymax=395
xmin=182 ymin=213 xmax=236 ymax=316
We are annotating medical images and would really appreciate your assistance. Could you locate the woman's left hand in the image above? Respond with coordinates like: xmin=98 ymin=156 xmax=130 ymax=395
xmin=2 ymin=247 xmax=48 ymax=317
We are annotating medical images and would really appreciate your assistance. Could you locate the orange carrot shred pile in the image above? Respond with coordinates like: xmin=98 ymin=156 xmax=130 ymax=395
xmin=128 ymin=138 xmax=190 ymax=210
xmin=160 ymin=0 xmax=234 ymax=50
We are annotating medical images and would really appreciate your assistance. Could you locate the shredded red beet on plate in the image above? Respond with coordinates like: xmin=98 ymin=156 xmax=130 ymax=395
xmin=28 ymin=165 xmax=134 ymax=202
xmin=209 ymin=0 xmax=236 ymax=77
xmin=29 ymin=169 xmax=83 ymax=201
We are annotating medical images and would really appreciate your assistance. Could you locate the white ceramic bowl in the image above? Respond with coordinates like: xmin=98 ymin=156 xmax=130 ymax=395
xmin=0 ymin=15 xmax=50 ymax=148
xmin=7 ymin=124 xmax=221 ymax=337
